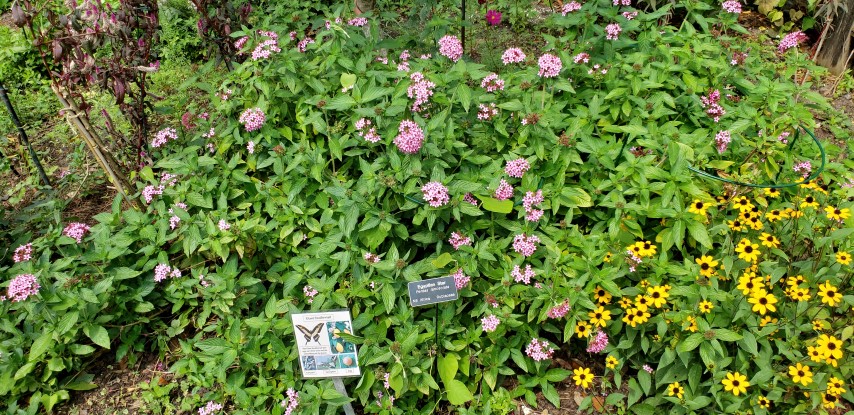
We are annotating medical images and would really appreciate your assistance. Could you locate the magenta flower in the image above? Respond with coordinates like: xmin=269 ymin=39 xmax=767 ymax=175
xmin=485 ymin=10 xmax=502 ymax=26
xmin=481 ymin=315 xmax=500 ymax=332
xmin=573 ymin=52 xmax=590 ymax=64
xmin=251 ymin=30 xmax=281 ymax=61
xmin=700 ymin=90 xmax=726 ymax=122
xmin=6 ymin=274 xmax=40 ymax=302
xmin=421 ymin=181 xmax=450 ymax=207
xmin=513 ymin=233 xmax=540 ymax=257
xmin=463 ymin=193 xmax=478 ymax=205
xmin=151 ymin=127 xmax=178 ymax=148
xmin=480 ymin=73 xmax=505 ymax=92
xmin=438 ymin=35 xmax=463 ymax=62
xmin=198 ymin=401 xmax=224 ymax=415
xmin=303 ymin=285 xmax=318 ymax=303
xmin=281 ymin=388 xmax=300 ymax=415
xmin=394 ymin=120 xmax=424 ymax=154
xmin=477 ymin=103 xmax=498 ymax=121
xmin=407 ymin=72 xmax=436 ymax=113
xmin=537 ymin=53 xmax=562 ymax=78
xmin=525 ymin=338 xmax=556 ymax=361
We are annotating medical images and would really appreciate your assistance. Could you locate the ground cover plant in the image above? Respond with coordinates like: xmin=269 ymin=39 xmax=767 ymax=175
xmin=1 ymin=0 xmax=853 ymax=414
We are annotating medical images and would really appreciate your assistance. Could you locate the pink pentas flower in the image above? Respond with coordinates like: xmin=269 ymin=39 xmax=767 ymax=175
xmin=281 ymin=388 xmax=300 ymax=415
xmin=169 ymin=215 xmax=181 ymax=230
xmin=700 ymin=90 xmax=726 ymax=122
xmin=715 ymin=130 xmax=731 ymax=154
xmin=452 ymin=268 xmax=470 ymax=289
xmin=505 ymin=158 xmax=530 ymax=178
xmin=234 ymin=36 xmax=249 ymax=53
xmin=247 ymin=141 xmax=256 ymax=154
xmin=63 ymin=222 xmax=91 ymax=243
xmin=304 ymin=285 xmax=318 ymax=303
xmin=251 ymin=31 xmax=281 ymax=61
xmin=525 ymin=338 xmax=555 ymax=361
xmin=481 ymin=73 xmax=505 ymax=92
xmin=407 ymin=72 xmax=436 ymax=113
xmin=485 ymin=9 xmax=502 ymax=26
xmin=477 ymin=103 xmax=498 ymax=121
xmin=297 ymin=37 xmax=315 ymax=53
xmin=548 ymin=300 xmax=570 ymax=319
xmin=613 ymin=0 xmax=631 ymax=5
xmin=151 ymin=127 xmax=178 ymax=148
xmin=511 ymin=264 xmax=536 ymax=284
xmin=622 ymin=11 xmax=638 ymax=19
xmin=778 ymin=31 xmax=808 ymax=53
xmin=438 ymin=35 xmax=463 ymax=62
xmin=421 ymin=182 xmax=450 ymax=207
xmin=494 ymin=179 xmax=514 ymax=200
xmin=573 ymin=52 xmax=590 ymax=64
xmin=198 ymin=401 xmax=223 ymax=415
xmin=13 ymin=243 xmax=32 ymax=263
xmin=348 ymin=17 xmax=368 ymax=27
xmin=239 ymin=107 xmax=266 ymax=132
xmin=605 ymin=23 xmax=622 ymax=40
xmin=513 ymin=233 xmax=540 ymax=257
xmin=626 ymin=249 xmax=643 ymax=272
xmin=642 ymin=364 xmax=654 ymax=373
xmin=449 ymin=231 xmax=472 ymax=250
xmin=722 ymin=0 xmax=741 ymax=13
xmin=526 ymin=209 xmax=544 ymax=222
xmin=154 ymin=264 xmax=172 ymax=282
xmin=561 ymin=1 xmax=582 ymax=15
xmin=586 ymin=331 xmax=609 ymax=353
xmin=6 ymin=274 xmax=40 ymax=302
xmin=364 ymin=252 xmax=381 ymax=263
xmin=481 ymin=315 xmax=500 ymax=332
xmin=143 ymin=185 xmax=164 ymax=204
xmin=394 ymin=120 xmax=424 ymax=154
xmin=793 ymin=161 xmax=812 ymax=178
xmin=537 ymin=53 xmax=562 ymax=78
xmin=463 ymin=193 xmax=478 ymax=205
xmin=218 ymin=220 xmax=231 ymax=231
xmin=522 ymin=190 xmax=544 ymax=209
xmin=501 ymin=47 xmax=526 ymax=65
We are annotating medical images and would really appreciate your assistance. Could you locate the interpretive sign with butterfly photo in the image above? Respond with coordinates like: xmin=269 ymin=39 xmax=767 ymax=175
xmin=291 ymin=310 xmax=361 ymax=378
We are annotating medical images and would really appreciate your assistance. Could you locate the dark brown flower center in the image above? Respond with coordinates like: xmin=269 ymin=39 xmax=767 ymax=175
xmin=695 ymin=202 xmax=703 ymax=209
xmin=806 ymin=196 xmax=814 ymax=203
xmin=701 ymin=263 xmax=710 ymax=270
xmin=759 ymin=298 xmax=767 ymax=305
xmin=745 ymin=246 xmax=753 ymax=253
xmin=798 ymin=371 xmax=804 ymax=376
xmin=828 ymin=290 xmax=836 ymax=297
xmin=732 ymin=380 xmax=740 ymax=386
xmin=828 ymin=343 xmax=837 ymax=350
xmin=598 ymin=290 xmax=605 ymax=296
xmin=652 ymin=292 xmax=660 ymax=298
xmin=834 ymin=209 xmax=841 ymax=215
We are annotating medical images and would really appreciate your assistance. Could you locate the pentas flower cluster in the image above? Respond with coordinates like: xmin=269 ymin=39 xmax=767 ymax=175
xmin=217 ymin=88 xmax=233 ymax=101
xmin=722 ymin=0 xmax=742 ymax=13
xmin=303 ymin=285 xmax=318 ymax=303
xmin=778 ymin=31 xmax=808 ymax=53
xmin=463 ymin=193 xmax=478 ymax=205
xmin=63 ymin=222 xmax=91 ymax=243
xmin=587 ymin=63 xmax=609 ymax=75
xmin=512 ymin=264 xmax=536 ymax=284
xmin=777 ymin=131 xmax=791 ymax=144
xmin=297 ymin=37 xmax=315 ymax=53
xmin=438 ymin=35 xmax=463 ymax=62
xmin=281 ymin=388 xmax=299 ymax=415
xmin=7 ymin=274 xmax=40 ymax=302
xmin=407 ymin=72 xmax=435 ymax=113
xmin=143 ymin=184 xmax=164 ymax=204
xmin=586 ymin=331 xmax=609 ymax=353
xmin=421 ymin=182 xmax=450 ymax=207
xmin=525 ymin=338 xmax=556 ymax=361
xmin=494 ymin=179 xmax=514 ymax=200
xmin=700 ymin=89 xmax=726 ymax=122
xmin=613 ymin=0 xmax=630 ymax=5
xmin=626 ymin=249 xmax=643 ymax=272
xmin=501 ymin=47 xmax=526 ymax=65
xmin=449 ymin=231 xmax=472 ymax=250
xmin=793 ymin=161 xmax=812 ymax=178
xmin=167 ymin=202 xmax=187 ymax=230
xmin=251 ymin=31 xmax=281 ymax=60
xmin=397 ymin=49 xmax=411 ymax=72
xmin=715 ymin=130 xmax=732 ymax=154
xmin=477 ymin=103 xmax=498 ymax=120
xmin=161 ymin=172 xmax=179 ymax=187
xmin=394 ymin=120 xmax=424 ymax=154
xmin=246 ymin=141 xmax=256 ymax=154
xmin=513 ymin=233 xmax=540 ymax=257
xmin=622 ymin=11 xmax=638 ymax=19
xmin=234 ymin=36 xmax=249 ymax=52
xmin=364 ymin=252 xmax=381 ymax=263
xmin=523 ymin=190 xmax=544 ymax=222
xmin=481 ymin=315 xmax=500 ymax=332
xmin=537 ymin=53 xmax=562 ymax=78
xmin=151 ymin=127 xmax=178 ymax=148
xmin=605 ymin=23 xmax=622 ymax=40
xmin=13 ymin=243 xmax=32 ymax=263
xmin=348 ymin=17 xmax=368 ymax=27
xmin=239 ymin=107 xmax=266 ymax=132
xmin=154 ymin=263 xmax=182 ymax=282
xmin=561 ymin=1 xmax=582 ymax=15
xmin=198 ymin=401 xmax=223 ymax=415
xmin=480 ymin=73 xmax=505 ymax=92
xmin=547 ymin=300 xmax=570 ymax=319
xmin=355 ymin=118 xmax=381 ymax=143
xmin=731 ymin=51 xmax=748 ymax=65
xmin=573 ymin=52 xmax=590 ymax=64
xmin=504 ymin=158 xmax=530 ymax=178
xmin=451 ymin=268 xmax=471 ymax=290
xmin=218 ymin=220 xmax=230 ymax=231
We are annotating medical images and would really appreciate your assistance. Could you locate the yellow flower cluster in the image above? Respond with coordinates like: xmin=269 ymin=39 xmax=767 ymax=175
xmin=628 ymin=240 xmax=657 ymax=258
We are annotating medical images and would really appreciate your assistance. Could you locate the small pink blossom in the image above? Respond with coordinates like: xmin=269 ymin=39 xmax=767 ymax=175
xmin=13 ymin=244 xmax=32 ymax=263
xmin=605 ymin=23 xmax=622 ymax=41
xmin=297 ymin=37 xmax=315 ymax=53
xmin=480 ymin=73 xmax=505 ymax=92
xmin=281 ymin=388 xmax=300 ymax=415
xmin=494 ymin=179 xmax=514 ymax=200
xmin=394 ymin=120 xmax=425 ymax=154
xmin=548 ymin=300 xmax=570 ymax=319
xmin=452 ymin=268 xmax=470 ymax=289
xmin=525 ymin=338 xmax=556 ymax=361
xmin=463 ymin=193 xmax=478 ymax=205
xmin=154 ymin=264 xmax=172 ymax=282
xmin=485 ymin=10 xmax=502 ymax=26
xmin=198 ymin=401 xmax=223 ymax=415
xmin=303 ymin=285 xmax=318 ymax=303
xmin=511 ymin=264 xmax=536 ymax=284
xmin=778 ymin=31 xmax=808 ymax=53
xmin=526 ymin=209 xmax=544 ymax=222
xmin=537 ymin=53 xmax=562 ymax=78
xmin=63 ymin=223 xmax=91 ymax=243
xmin=438 ymin=35 xmax=464 ymax=62
xmin=722 ymin=0 xmax=741 ymax=13
xmin=573 ymin=52 xmax=590 ymax=64
xmin=586 ymin=331 xmax=609 ymax=353
xmin=642 ymin=364 xmax=654 ymax=373
xmin=364 ymin=252 xmax=381 ymax=263
xmin=449 ymin=231 xmax=472 ymax=250
xmin=143 ymin=185 xmax=164 ymax=204
xmin=6 ymin=274 xmax=40 ymax=302
xmin=622 ymin=11 xmax=638 ymax=19
xmin=477 ymin=103 xmax=499 ymax=121
xmin=505 ymin=158 xmax=530 ymax=178
xmin=561 ymin=1 xmax=582 ymax=15
xmin=407 ymin=72 xmax=436 ymax=113
xmin=247 ymin=141 xmax=256 ymax=154
xmin=513 ymin=233 xmax=540 ymax=257
xmin=715 ymin=130 xmax=731 ymax=154
xmin=151 ymin=127 xmax=178 ymax=148
xmin=481 ymin=315 xmax=500 ymax=332
xmin=421 ymin=181 xmax=450 ymax=207
xmin=501 ymin=48 xmax=526 ymax=65
xmin=218 ymin=220 xmax=231 ymax=231
xmin=348 ymin=17 xmax=368 ymax=27
xmin=169 ymin=215 xmax=181 ymax=230
xmin=239 ymin=107 xmax=266 ymax=132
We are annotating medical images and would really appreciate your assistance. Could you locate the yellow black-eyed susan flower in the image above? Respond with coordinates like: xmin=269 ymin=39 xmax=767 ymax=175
xmin=603 ymin=252 xmax=613 ymax=263
xmin=695 ymin=255 xmax=718 ymax=277
xmin=605 ymin=355 xmax=619 ymax=369
xmin=685 ymin=315 xmax=698 ymax=332
xmin=594 ymin=286 xmax=612 ymax=305
xmin=748 ymin=289 xmax=778 ymax=315
xmin=731 ymin=196 xmax=753 ymax=212
xmin=721 ymin=372 xmax=749 ymax=396
xmin=573 ymin=367 xmax=594 ymax=388
xmin=688 ymin=199 xmax=711 ymax=216
xmin=766 ymin=209 xmax=787 ymax=222
xmin=735 ymin=238 xmax=761 ymax=263
xmin=764 ymin=187 xmax=780 ymax=198
xmin=727 ymin=218 xmax=745 ymax=231
xmin=816 ymin=334 xmax=843 ymax=361
xmin=827 ymin=377 xmax=846 ymax=396
xmin=757 ymin=395 xmax=771 ymax=408
xmin=622 ymin=309 xmax=639 ymax=327
xmin=759 ymin=232 xmax=780 ymax=248
xmin=737 ymin=273 xmax=763 ymax=296
xmin=836 ymin=251 xmax=851 ymax=265
xmin=817 ymin=281 xmax=841 ymax=307
xmin=619 ymin=297 xmax=633 ymax=309
xmin=668 ymin=382 xmax=684 ymax=399
xmin=788 ymin=363 xmax=813 ymax=386
xmin=786 ymin=207 xmax=805 ymax=218
xmin=698 ymin=300 xmax=713 ymax=313
xmin=632 ymin=308 xmax=650 ymax=324
xmin=824 ymin=206 xmax=851 ymax=222
xmin=800 ymin=195 xmax=819 ymax=209
xmin=634 ymin=295 xmax=651 ymax=311
xmin=812 ymin=320 xmax=826 ymax=331
xmin=588 ymin=306 xmax=612 ymax=327
xmin=807 ymin=346 xmax=824 ymax=363
xmin=822 ymin=393 xmax=839 ymax=409
xmin=575 ymin=320 xmax=591 ymax=338
xmin=647 ymin=286 xmax=669 ymax=308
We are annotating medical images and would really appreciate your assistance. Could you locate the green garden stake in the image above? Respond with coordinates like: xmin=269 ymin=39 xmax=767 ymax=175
xmin=0 ymin=82 xmax=52 ymax=188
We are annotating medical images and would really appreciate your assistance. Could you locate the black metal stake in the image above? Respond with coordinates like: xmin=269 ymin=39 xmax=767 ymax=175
xmin=0 ymin=82 xmax=52 ymax=188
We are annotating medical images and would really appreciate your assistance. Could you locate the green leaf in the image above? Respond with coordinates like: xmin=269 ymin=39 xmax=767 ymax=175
xmin=84 ymin=325 xmax=111 ymax=349
xmin=431 ymin=253 xmax=453 ymax=268
xmin=739 ymin=331 xmax=758 ymax=355
xmin=196 ymin=338 xmax=231 ymax=355
xmin=544 ymin=368 xmax=572 ymax=382
xmin=437 ymin=354 xmax=458 ymax=384
xmin=676 ymin=333 xmax=704 ymax=353
xmin=686 ymin=220 xmax=712 ymax=248
xmin=186 ymin=192 xmax=213 ymax=209
xmin=29 ymin=332 xmax=53 ymax=362
xmin=478 ymin=196 xmax=513 ymax=214
xmin=445 ymin=379 xmax=473 ymax=405
xmin=381 ymin=284 xmax=395 ymax=314
xmin=715 ymin=329 xmax=743 ymax=342
xmin=112 ymin=267 xmax=141 ymax=280
xmin=340 ymin=73 xmax=357 ymax=90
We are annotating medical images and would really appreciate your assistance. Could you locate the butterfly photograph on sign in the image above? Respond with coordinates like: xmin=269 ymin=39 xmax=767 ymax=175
xmin=291 ymin=310 xmax=361 ymax=378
